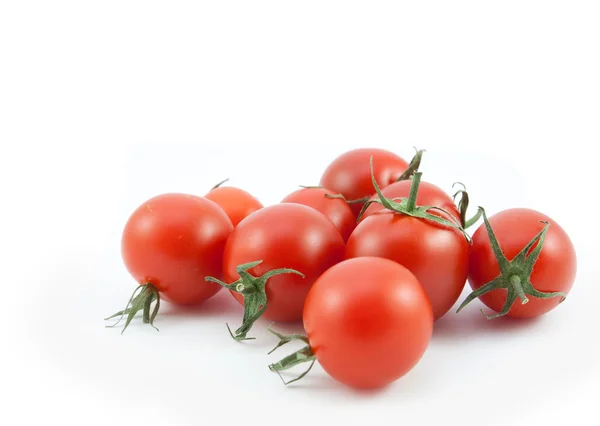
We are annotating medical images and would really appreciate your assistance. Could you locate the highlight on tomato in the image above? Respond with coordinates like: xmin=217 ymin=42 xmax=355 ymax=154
xmin=205 ymin=178 xmax=263 ymax=227
xmin=268 ymin=257 xmax=434 ymax=389
xmin=206 ymin=203 xmax=345 ymax=341
xmin=105 ymin=193 xmax=234 ymax=333
xmin=457 ymin=207 xmax=577 ymax=319
xmin=319 ymin=147 xmax=421 ymax=216
xmin=281 ymin=186 xmax=356 ymax=242
xmin=345 ymin=157 xmax=470 ymax=320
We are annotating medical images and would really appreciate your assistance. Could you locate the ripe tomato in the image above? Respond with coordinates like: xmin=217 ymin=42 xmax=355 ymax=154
xmin=205 ymin=180 xmax=263 ymax=227
xmin=461 ymin=208 xmax=577 ymax=318
xmin=281 ymin=187 xmax=356 ymax=242
xmin=319 ymin=148 xmax=409 ymax=216
xmin=269 ymin=257 xmax=433 ymax=389
xmin=360 ymin=179 xmax=460 ymax=223
xmin=220 ymin=203 xmax=345 ymax=337
xmin=108 ymin=193 xmax=233 ymax=332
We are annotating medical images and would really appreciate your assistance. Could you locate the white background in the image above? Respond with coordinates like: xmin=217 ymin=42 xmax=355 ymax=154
xmin=1 ymin=1 xmax=599 ymax=425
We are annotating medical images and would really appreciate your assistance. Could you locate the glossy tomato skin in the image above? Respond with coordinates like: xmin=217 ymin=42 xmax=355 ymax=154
xmin=223 ymin=203 xmax=345 ymax=322
xmin=468 ymin=208 xmax=577 ymax=318
xmin=319 ymin=148 xmax=409 ymax=216
xmin=121 ymin=193 xmax=233 ymax=305
xmin=281 ymin=187 xmax=355 ymax=242
xmin=304 ymin=257 xmax=433 ymax=389
xmin=346 ymin=211 xmax=469 ymax=320
xmin=361 ymin=180 xmax=460 ymax=223
xmin=205 ymin=186 xmax=263 ymax=227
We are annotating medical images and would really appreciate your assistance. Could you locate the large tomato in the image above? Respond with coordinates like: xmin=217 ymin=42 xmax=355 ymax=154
xmin=319 ymin=148 xmax=409 ymax=216
xmin=346 ymin=205 xmax=469 ymax=320
xmin=108 ymin=193 xmax=233 ymax=332
xmin=281 ymin=187 xmax=356 ymax=242
xmin=360 ymin=179 xmax=460 ymax=223
xmin=220 ymin=203 xmax=345 ymax=337
xmin=269 ymin=257 xmax=433 ymax=389
xmin=462 ymin=208 xmax=577 ymax=318
xmin=205 ymin=181 xmax=263 ymax=227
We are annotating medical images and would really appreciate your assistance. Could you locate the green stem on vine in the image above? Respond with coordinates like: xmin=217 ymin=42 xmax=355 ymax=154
xmin=211 ymin=178 xmax=230 ymax=190
xmin=205 ymin=261 xmax=305 ymax=341
xmin=404 ymin=171 xmax=423 ymax=212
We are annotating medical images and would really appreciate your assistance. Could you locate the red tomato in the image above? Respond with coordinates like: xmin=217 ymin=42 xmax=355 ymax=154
xmin=346 ymin=208 xmax=469 ymax=320
xmin=223 ymin=203 xmax=345 ymax=322
xmin=465 ymin=208 xmax=577 ymax=318
xmin=205 ymin=184 xmax=263 ymax=227
xmin=360 ymin=180 xmax=460 ymax=223
xmin=270 ymin=257 xmax=433 ymax=389
xmin=281 ymin=187 xmax=356 ymax=242
xmin=121 ymin=193 xmax=233 ymax=305
xmin=319 ymin=148 xmax=409 ymax=216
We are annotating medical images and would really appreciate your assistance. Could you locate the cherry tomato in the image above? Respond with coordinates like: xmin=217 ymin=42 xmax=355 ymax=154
xmin=281 ymin=187 xmax=356 ymax=242
xmin=223 ymin=203 xmax=345 ymax=322
xmin=205 ymin=183 xmax=263 ymax=227
xmin=346 ymin=209 xmax=469 ymax=321
xmin=269 ymin=257 xmax=433 ymax=389
xmin=360 ymin=180 xmax=460 ymax=223
xmin=121 ymin=193 xmax=233 ymax=305
xmin=319 ymin=148 xmax=409 ymax=216
xmin=465 ymin=208 xmax=577 ymax=318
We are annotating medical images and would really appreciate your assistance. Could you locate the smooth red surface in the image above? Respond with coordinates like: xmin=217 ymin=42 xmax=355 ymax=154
xmin=121 ymin=193 xmax=233 ymax=305
xmin=468 ymin=208 xmax=577 ymax=318
xmin=205 ymin=186 xmax=263 ymax=227
xmin=223 ymin=203 xmax=345 ymax=321
xmin=346 ymin=210 xmax=469 ymax=320
xmin=281 ymin=187 xmax=356 ymax=242
xmin=360 ymin=179 xmax=460 ymax=223
xmin=304 ymin=257 xmax=433 ymax=389
xmin=319 ymin=148 xmax=409 ymax=216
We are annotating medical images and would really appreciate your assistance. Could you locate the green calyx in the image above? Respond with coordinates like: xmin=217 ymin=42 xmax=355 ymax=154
xmin=396 ymin=147 xmax=425 ymax=182
xmin=357 ymin=157 xmax=469 ymax=241
xmin=267 ymin=326 xmax=316 ymax=385
xmin=105 ymin=283 xmax=161 ymax=334
xmin=452 ymin=182 xmax=482 ymax=229
xmin=456 ymin=207 xmax=566 ymax=319
xmin=205 ymin=261 xmax=305 ymax=341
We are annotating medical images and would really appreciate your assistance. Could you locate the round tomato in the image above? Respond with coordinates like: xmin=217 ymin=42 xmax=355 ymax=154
xmin=281 ymin=187 xmax=356 ymax=242
xmin=360 ymin=179 xmax=460 ymax=223
xmin=462 ymin=208 xmax=577 ymax=318
xmin=269 ymin=257 xmax=433 ymax=389
xmin=346 ymin=206 xmax=468 ymax=321
xmin=221 ymin=203 xmax=345 ymax=336
xmin=319 ymin=148 xmax=409 ymax=216
xmin=205 ymin=181 xmax=263 ymax=227
xmin=108 ymin=193 xmax=233 ymax=332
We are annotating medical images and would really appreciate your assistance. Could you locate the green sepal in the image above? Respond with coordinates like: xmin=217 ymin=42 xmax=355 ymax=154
xmin=105 ymin=283 xmax=161 ymax=334
xmin=206 ymin=261 xmax=305 ymax=341
xmin=267 ymin=326 xmax=316 ymax=385
xmin=456 ymin=207 xmax=567 ymax=319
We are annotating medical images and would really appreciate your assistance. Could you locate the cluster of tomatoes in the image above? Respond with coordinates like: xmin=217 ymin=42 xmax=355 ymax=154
xmin=106 ymin=147 xmax=577 ymax=390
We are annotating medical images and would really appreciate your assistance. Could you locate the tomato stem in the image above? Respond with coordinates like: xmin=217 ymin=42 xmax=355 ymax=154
xmin=396 ymin=147 xmax=425 ymax=182
xmin=205 ymin=261 xmax=305 ymax=341
xmin=510 ymin=275 xmax=529 ymax=304
xmin=211 ymin=178 xmax=230 ymax=190
xmin=452 ymin=183 xmax=481 ymax=229
xmin=404 ymin=171 xmax=422 ymax=212
xmin=105 ymin=283 xmax=160 ymax=334
xmin=267 ymin=326 xmax=316 ymax=385
xmin=456 ymin=207 xmax=567 ymax=319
